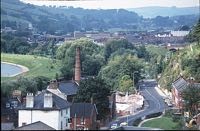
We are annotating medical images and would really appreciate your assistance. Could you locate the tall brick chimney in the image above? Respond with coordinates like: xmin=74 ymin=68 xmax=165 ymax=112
xmin=75 ymin=47 xmax=81 ymax=82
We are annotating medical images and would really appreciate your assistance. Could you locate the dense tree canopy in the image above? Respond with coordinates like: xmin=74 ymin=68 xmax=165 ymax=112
xmin=187 ymin=19 xmax=200 ymax=44
xmin=182 ymin=84 xmax=200 ymax=116
xmin=56 ymin=38 xmax=104 ymax=79
xmin=99 ymin=54 xmax=144 ymax=91
xmin=104 ymin=39 xmax=135 ymax=61
xmin=1 ymin=76 xmax=50 ymax=98
xmin=74 ymin=77 xmax=111 ymax=120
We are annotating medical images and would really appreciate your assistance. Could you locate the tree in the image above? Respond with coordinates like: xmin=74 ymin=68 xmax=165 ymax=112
xmin=82 ymin=55 xmax=105 ymax=76
xmin=182 ymin=84 xmax=200 ymax=116
xmin=119 ymin=75 xmax=133 ymax=93
xmin=75 ymin=77 xmax=111 ymax=120
xmin=187 ymin=19 xmax=200 ymax=44
xmin=56 ymin=38 xmax=104 ymax=79
xmin=179 ymin=25 xmax=190 ymax=31
xmin=34 ymin=76 xmax=50 ymax=91
xmin=104 ymin=39 xmax=135 ymax=61
xmin=16 ymin=77 xmax=38 ymax=96
xmin=99 ymin=54 xmax=144 ymax=91
xmin=136 ymin=45 xmax=150 ymax=61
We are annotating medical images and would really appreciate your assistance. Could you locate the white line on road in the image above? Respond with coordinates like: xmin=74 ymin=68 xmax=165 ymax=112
xmin=145 ymin=88 xmax=161 ymax=110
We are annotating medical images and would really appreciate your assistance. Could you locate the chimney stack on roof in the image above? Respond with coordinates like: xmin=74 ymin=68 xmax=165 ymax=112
xmin=48 ymin=79 xmax=58 ymax=89
xmin=44 ymin=93 xmax=53 ymax=108
xmin=75 ymin=47 xmax=81 ymax=82
xmin=26 ymin=93 xmax=34 ymax=108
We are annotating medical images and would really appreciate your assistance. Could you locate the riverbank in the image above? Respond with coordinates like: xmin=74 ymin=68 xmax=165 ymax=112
xmin=1 ymin=61 xmax=29 ymax=77
xmin=1 ymin=53 xmax=62 ymax=82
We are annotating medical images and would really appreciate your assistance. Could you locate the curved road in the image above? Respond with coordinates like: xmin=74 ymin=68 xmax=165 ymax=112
xmin=108 ymin=79 xmax=167 ymax=129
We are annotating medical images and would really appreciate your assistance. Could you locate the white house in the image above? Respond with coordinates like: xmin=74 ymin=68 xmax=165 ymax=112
xmin=170 ymin=31 xmax=189 ymax=37
xmin=18 ymin=91 xmax=71 ymax=130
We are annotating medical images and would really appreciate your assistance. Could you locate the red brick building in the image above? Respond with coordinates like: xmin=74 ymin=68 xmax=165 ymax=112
xmin=172 ymin=77 xmax=188 ymax=110
xmin=70 ymin=103 xmax=98 ymax=130
xmin=172 ymin=77 xmax=200 ymax=111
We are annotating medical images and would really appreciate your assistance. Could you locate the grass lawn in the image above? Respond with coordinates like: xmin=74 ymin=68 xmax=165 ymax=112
xmin=141 ymin=116 xmax=180 ymax=130
xmin=1 ymin=53 xmax=62 ymax=82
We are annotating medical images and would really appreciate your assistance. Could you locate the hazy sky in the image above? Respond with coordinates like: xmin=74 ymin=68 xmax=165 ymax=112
xmin=21 ymin=0 xmax=199 ymax=9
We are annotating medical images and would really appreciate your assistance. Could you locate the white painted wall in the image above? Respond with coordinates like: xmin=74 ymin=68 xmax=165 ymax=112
xmin=18 ymin=108 xmax=70 ymax=130
xmin=59 ymin=109 xmax=70 ymax=130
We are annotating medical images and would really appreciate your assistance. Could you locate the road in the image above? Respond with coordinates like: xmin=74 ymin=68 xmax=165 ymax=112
xmin=107 ymin=79 xmax=167 ymax=129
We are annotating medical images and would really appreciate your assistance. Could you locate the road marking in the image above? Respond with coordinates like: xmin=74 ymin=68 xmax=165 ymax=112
xmin=145 ymin=88 xmax=161 ymax=110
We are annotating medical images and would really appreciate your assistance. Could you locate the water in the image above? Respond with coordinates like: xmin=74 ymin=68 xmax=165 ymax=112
xmin=1 ymin=63 xmax=23 ymax=77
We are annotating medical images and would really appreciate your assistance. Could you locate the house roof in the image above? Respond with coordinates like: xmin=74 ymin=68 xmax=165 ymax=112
xmin=18 ymin=90 xmax=71 ymax=110
xmin=70 ymin=103 xmax=98 ymax=118
xmin=193 ymin=83 xmax=200 ymax=88
xmin=1 ymin=123 xmax=14 ymax=130
xmin=58 ymin=81 xmax=79 ymax=96
xmin=172 ymin=77 xmax=188 ymax=92
xmin=14 ymin=121 xmax=55 ymax=130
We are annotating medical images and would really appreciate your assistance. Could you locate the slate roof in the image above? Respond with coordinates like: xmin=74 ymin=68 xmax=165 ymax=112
xmin=14 ymin=121 xmax=55 ymax=130
xmin=172 ymin=77 xmax=188 ymax=92
xmin=18 ymin=90 xmax=71 ymax=110
xmin=193 ymin=83 xmax=200 ymax=88
xmin=70 ymin=103 xmax=98 ymax=118
xmin=58 ymin=81 xmax=79 ymax=96
xmin=1 ymin=123 xmax=14 ymax=130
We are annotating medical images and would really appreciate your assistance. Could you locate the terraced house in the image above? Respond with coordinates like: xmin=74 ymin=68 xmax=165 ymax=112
xmin=17 ymin=91 xmax=71 ymax=130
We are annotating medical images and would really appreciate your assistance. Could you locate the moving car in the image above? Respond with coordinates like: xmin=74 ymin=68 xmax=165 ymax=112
xmin=120 ymin=122 xmax=128 ymax=126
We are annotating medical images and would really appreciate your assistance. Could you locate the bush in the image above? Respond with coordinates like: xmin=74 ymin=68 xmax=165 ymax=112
xmin=1 ymin=76 xmax=50 ymax=98
xmin=172 ymin=114 xmax=181 ymax=122
xmin=145 ymin=112 xmax=163 ymax=119
xmin=133 ymin=118 xmax=142 ymax=126
xmin=164 ymin=109 xmax=173 ymax=117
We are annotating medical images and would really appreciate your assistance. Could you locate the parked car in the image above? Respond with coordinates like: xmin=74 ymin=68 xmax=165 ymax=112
xmin=165 ymin=98 xmax=173 ymax=107
xmin=111 ymin=123 xmax=118 ymax=129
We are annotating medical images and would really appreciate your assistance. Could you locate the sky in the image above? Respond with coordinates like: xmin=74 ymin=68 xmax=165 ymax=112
xmin=21 ymin=0 xmax=199 ymax=9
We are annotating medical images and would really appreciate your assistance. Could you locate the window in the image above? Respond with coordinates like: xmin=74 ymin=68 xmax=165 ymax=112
xmin=81 ymin=117 xmax=85 ymax=125
xmin=11 ymin=101 xmax=18 ymax=108
xmin=61 ymin=110 xmax=63 ymax=116
xmin=22 ymin=122 xmax=26 ymax=126
xmin=6 ymin=103 xmax=10 ymax=108
xmin=68 ymin=118 xmax=72 ymax=123
xmin=61 ymin=121 xmax=63 ymax=130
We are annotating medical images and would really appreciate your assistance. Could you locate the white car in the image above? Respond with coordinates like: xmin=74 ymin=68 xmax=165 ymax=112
xmin=120 ymin=122 xmax=128 ymax=126
xmin=111 ymin=123 xmax=118 ymax=129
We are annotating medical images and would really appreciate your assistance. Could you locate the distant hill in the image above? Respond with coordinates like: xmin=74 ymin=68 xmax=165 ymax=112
xmin=1 ymin=0 xmax=199 ymax=34
xmin=127 ymin=6 xmax=199 ymax=18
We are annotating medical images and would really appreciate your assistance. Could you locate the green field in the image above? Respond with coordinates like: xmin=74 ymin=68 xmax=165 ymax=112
xmin=1 ymin=53 xmax=62 ymax=81
xmin=141 ymin=117 xmax=180 ymax=130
